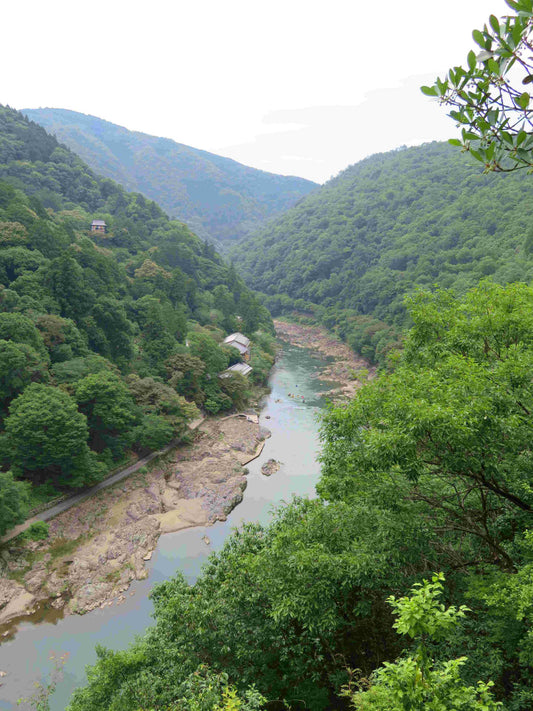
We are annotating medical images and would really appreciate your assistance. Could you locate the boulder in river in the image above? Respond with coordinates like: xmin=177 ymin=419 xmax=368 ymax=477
xmin=261 ymin=459 xmax=281 ymax=477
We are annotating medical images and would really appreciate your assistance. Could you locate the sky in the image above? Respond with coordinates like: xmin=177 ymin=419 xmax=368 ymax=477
xmin=2 ymin=0 xmax=512 ymax=183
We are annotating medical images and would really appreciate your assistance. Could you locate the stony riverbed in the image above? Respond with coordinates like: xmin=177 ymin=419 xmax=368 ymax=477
xmin=274 ymin=319 xmax=375 ymax=400
xmin=0 ymin=415 xmax=269 ymax=629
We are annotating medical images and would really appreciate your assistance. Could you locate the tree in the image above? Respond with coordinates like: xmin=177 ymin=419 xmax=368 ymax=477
xmin=165 ymin=352 xmax=206 ymax=405
xmin=347 ymin=574 xmax=502 ymax=710
xmin=126 ymin=374 xmax=199 ymax=435
xmin=87 ymin=297 xmax=134 ymax=363
xmin=35 ymin=314 xmax=87 ymax=363
xmin=0 ymin=339 xmax=48 ymax=404
xmin=75 ymin=371 xmax=139 ymax=454
xmin=423 ymin=0 xmax=533 ymax=172
xmin=0 ymin=312 xmax=48 ymax=359
xmin=187 ymin=332 xmax=229 ymax=376
xmin=319 ymin=281 xmax=533 ymax=571
xmin=0 ymin=470 xmax=29 ymax=536
xmin=4 ymin=383 xmax=101 ymax=487
xmin=135 ymin=295 xmax=178 ymax=370
xmin=46 ymin=253 xmax=93 ymax=321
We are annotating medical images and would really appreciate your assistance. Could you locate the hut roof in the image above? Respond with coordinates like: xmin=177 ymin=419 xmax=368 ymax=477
xmin=219 ymin=362 xmax=253 ymax=378
xmin=223 ymin=332 xmax=250 ymax=348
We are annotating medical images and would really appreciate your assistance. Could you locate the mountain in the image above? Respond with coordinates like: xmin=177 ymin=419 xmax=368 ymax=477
xmin=232 ymin=141 xmax=533 ymax=361
xmin=22 ymin=108 xmax=317 ymax=247
xmin=0 ymin=104 xmax=274 ymax=517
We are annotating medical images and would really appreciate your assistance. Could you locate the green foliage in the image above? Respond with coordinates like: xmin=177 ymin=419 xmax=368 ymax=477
xmin=126 ymin=374 xmax=199 ymax=436
xmin=0 ymin=312 xmax=48 ymax=359
xmin=219 ymin=372 xmax=250 ymax=409
xmin=21 ymin=520 xmax=49 ymax=541
xmin=425 ymin=0 xmax=533 ymax=173
xmin=319 ymin=281 xmax=533 ymax=571
xmin=0 ymin=469 xmax=28 ymax=535
xmin=131 ymin=414 xmax=174 ymax=453
xmin=348 ymin=574 xmax=501 ymax=710
xmin=0 ymin=339 xmax=48 ymax=403
xmin=5 ymin=383 xmax=101 ymax=488
xmin=23 ymin=107 xmax=317 ymax=246
xmin=75 ymin=371 xmax=139 ymax=455
xmin=234 ymin=141 xmax=533 ymax=362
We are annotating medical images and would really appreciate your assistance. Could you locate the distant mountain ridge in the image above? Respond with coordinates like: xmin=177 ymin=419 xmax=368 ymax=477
xmin=22 ymin=108 xmax=317 ymax=247
xmin=232 ymin=141 xmax=533 ymax=362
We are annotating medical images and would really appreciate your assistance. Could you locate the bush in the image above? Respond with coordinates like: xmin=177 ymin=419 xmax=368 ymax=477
xmin=23 ymin=520 xmax=49 ymax=541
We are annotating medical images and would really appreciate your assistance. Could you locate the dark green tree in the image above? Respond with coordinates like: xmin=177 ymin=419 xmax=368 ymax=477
xmin=75 ymin=371 xmax=139 ymax=454
xmin=0 ymin=470 xmax=29 ymax=536
xmin=5 ymin=383 xmax=100 ymax=487
xmin=0 ymin=339 xmax=48 ymax=404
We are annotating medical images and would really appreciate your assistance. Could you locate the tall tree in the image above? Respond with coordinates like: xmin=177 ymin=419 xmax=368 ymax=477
xmin=5 ymin=383 xmax=100 ymax=487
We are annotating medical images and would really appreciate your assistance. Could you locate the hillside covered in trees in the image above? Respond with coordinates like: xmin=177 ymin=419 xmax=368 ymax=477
xmin=67 ymin=281 xmax=533 ymax=711
xmin=233 ymin=141 xmax=533 ymax=362
xmin=22 ymin=108 xmax=317 ymax=247
xmin=0 ymin=104 xmax=274 ymax=535
xmin=31 ymin=3 xmax=533 ymax=709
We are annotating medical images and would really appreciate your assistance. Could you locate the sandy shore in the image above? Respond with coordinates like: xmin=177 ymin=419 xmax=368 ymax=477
xmin=0 ymin=415 xmax=269 ymax=632
xmin=274 ymin=319 xmax=375 ymax=400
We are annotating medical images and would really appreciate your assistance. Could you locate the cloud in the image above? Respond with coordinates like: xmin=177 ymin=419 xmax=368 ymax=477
xmin=219 ymin=74 xmax=456 ymax=183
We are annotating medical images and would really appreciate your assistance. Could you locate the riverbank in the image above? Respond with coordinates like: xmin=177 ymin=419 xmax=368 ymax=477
xmin=274 ymin=319 xmax=375 ymax=400
xmin=0 ymin=414 xmax=269 ymax=632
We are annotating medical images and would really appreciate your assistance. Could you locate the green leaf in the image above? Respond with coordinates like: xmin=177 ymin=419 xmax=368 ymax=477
xmin=487 ymin=58 xmax=501 ymax=74
xmin=517 ymin=92 xmax=530 ymax=109
xmin=448 ymin=138 xmax=463 ymax=147
xmin=473 ymin=29 xmax=486 ymax=47
xmin=489 ymin=15 xmax=500 ymax=34
xmin=420 ymin=85 xmax=438 ymax=97
xmin=467 ymin=50 xmax=477 ymax=71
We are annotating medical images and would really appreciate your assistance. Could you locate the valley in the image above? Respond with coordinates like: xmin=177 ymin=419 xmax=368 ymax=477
xmin=2 ymin=6 xmax=533 ymax=705
xmin=0 ymin=335 xmax=342 ymax=710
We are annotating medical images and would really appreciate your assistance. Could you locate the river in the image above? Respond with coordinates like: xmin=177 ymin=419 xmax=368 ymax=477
xmin=0 ymin=341 xmax=334 ymax=710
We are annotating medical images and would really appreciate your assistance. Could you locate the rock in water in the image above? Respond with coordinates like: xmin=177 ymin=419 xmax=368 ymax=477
xmin=261 ymin=459 xmax=281 ymax=477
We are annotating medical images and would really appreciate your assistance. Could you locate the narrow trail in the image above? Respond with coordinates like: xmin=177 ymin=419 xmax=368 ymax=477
xmin=1 ymin=419 xmax=205 ymax=546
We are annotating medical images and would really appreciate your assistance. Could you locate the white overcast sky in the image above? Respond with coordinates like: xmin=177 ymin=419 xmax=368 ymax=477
xmin=2 ymin=0 xmax=511 ymax=183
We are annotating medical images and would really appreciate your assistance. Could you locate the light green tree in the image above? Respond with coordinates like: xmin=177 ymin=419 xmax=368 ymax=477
xmin=348 ymin=574 xmax=502 ymax=710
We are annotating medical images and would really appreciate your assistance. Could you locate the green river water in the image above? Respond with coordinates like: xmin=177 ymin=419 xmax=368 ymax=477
xmin=0 ymin=341 xmax=336 ymax=710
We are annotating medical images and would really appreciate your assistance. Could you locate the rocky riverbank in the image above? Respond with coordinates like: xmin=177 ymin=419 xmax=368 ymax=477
xmin=0 ymin=414 xmax=269 ymax=633
xmin=274 ymin=319 xmax=375 ymax=400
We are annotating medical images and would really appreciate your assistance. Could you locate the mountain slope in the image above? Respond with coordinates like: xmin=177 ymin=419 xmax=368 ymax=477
xmin=0 ymin=104 xmax=273 ymax=514
xmin=22 ymin=108 xmax=317 ymax=247
xmin=233 ymin=141 xmax=533 ymax=326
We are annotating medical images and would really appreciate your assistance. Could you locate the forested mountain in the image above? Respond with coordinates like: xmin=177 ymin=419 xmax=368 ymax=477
xmin=22 ymin=108 xmax=317 ymax=247
xmin=0 ymin=105 xmax=274 ymax=533
xmin=68 ymin=281 xmax=533 ymax=711
xmin=233 ymin=141 xmax=533 ymax=362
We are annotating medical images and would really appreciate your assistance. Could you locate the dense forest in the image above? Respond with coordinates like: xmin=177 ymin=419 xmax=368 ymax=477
xmin=22 ymin=108 xmax=317 ymax=247
xmin=14 ymin=2 xmax=533 ymax=709
xmin=0 ymin=105 xmax=274 ymax=536
xmin=66 ymin=281 xmax=533 ymax=711
xmin=233 ymin=141 xmax=533 ymax=363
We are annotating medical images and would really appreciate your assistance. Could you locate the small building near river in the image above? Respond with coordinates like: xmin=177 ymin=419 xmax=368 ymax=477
xmin=219 ymin=362 xmax=253 ymax=379
xmin=223 ymin=332 xmax=250 ymax=359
